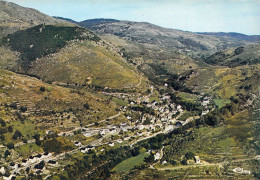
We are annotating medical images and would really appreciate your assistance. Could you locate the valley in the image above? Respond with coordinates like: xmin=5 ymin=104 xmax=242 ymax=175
xmin=0 ymin=1 xmax=259 ymax=180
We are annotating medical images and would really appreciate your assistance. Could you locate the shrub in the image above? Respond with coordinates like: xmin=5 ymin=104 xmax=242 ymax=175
xmin=22 ymin=138 xmax=28 ymax=143
xmin=8 ymin=126 xmax=13 ymax=132
xmin=84 ymin=103 xmax=90 ymax=110
xmin=33 ymin=133 xmax=41 ymax=145
xmin=20 ymin=106 xmax=27 ymax=112
xmin=5 ymin=150 xmax=11 ymax=157
xmin=181 ymin=158 xmax=188 ymax=165
xmin=7 ymin=142 xmax=14 ymax=149
xmin=185 ymin=152 xmax=195 ymax=160
xmin=12 ymin=130 xmax=23 ymax=140
xmin=0 ymin=118 xmax=6 ymax=126
xmin=0 ymin=127 xmax=7 ymax=134
xmin=42 ymin=137 xmax=74 ymax=154
xmin=40 ymin=86 xmax=46 ymax=92
xmin=169 ymin=160 xmax=177 ymax=165
xmin=10 ymin=102 xmax=17 ymax=109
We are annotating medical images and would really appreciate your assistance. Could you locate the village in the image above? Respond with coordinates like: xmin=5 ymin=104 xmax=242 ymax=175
xmin=0 ymin=85 xmax=214 ymax=180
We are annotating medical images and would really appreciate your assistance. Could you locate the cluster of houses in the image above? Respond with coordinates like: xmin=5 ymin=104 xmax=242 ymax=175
xmin=201 ymin=96 xmax=212 ymax=116
xmin=0 ymin=152 xmax=58 ymax=179
xmin=0 ymin=85 xmax=216 ymax=179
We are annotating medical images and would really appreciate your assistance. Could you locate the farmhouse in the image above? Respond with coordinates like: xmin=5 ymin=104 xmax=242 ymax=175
xmin=194 ymin=156 xmax=201 ymax=164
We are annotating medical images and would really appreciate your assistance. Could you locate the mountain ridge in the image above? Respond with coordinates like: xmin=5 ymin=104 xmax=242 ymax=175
xmin=0 ymin=1 xmax=74 ymax=37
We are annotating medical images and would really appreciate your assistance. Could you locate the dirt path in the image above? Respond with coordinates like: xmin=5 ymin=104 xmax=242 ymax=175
xmin=156 ymin=163 xmax=223 ymax=171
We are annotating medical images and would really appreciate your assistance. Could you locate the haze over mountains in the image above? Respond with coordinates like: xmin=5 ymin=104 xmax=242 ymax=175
xmin=0 ymin=1 xmax=259 ymax=180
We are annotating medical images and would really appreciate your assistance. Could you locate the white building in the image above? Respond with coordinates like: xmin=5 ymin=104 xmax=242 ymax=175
xmin=233 ymin=167 xmax=251 ymax=174
xmin=0 ymin=167 xmax=6 ymax=174
xmin=154 ymin=152 xmax=161 ymax=160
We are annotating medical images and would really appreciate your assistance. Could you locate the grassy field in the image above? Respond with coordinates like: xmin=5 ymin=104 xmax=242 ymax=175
xmin=113 ymin=152 xmax=149 ymax=173
xmin=15 ymin=143 xmax=43 ymax=157
xmin=178 ymin=111 xmax=195 ymax=121
xmin=176 ymin=92 xmax=199 ymax=103
xmin=112 ymin=97 xmax=129 ymax=106
xmin=213 ymin=98 xmax=231 ymax=108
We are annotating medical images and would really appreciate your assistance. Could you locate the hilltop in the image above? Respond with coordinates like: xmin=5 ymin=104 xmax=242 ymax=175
xmin=0 ymin=24 xmax=147 ymax=91
xmin=0 ymin=1 xmax=74 ymax=37
xmin=198 ymin=32 xmax=260 ymax=43
xmin=78 ymin=19 xmax=255 ymax=59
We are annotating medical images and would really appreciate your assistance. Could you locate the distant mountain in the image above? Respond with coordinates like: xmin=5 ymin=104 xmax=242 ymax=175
xmin=79 ymin=18 xmax=120 ymax=29
xmin=78 ymin=19 xmax=255 ymax=59
xmin=198 ymin=32 xmax=260 ymax=43
xmin=0 ymin=1 xmax=73 ymax=37
xmin=53 ymin=16 xmax=78 ymax=24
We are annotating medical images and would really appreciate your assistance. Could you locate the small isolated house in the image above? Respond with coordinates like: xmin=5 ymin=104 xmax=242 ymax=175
xmin=194 ymin=156 xmax=201 ymax=164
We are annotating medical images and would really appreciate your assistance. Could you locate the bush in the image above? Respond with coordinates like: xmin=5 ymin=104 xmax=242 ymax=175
xmin=22 ymin=138 xmax=28 ymax=143
xmin=185 ymin=152 xmax=195 ymax=160
xmin=10 ymin=102 xmax=17 ymax=109
xmin=15 ymin=111 xmax=25 ymax=121
xmin=0 ymin=127 xmax=7 ymax=134
xmin=40 ymin=86 xmax=46 ymax=92
xmin=7 ymin=126 xmax=13 ymax=132
xmin=169 ymin=160 xmax=177 ymax=165
xmin=5 ymin=150 xmax=11 ymax=157
xmin=12 ymin=130 xmax=23 ymax=140
xmin=33 ymin=133 xmax=41 ymax=145
xmin=42 ymin=137 xmax=74 ymax=154
xmin=181 ymin=158 xmax=188 ymax=165
xmin=0 ymin=118 xmax=6 ymax=126
xmin=84 ymin=103 xmax=90 ymax=110
xmin=7 ymin=142 xmax=14 ymax=149
xmin=20 ymin=106 xmax=27 ymax=112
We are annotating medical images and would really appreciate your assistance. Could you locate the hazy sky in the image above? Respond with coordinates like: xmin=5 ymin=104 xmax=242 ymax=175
xmin=6 ymin=0 xmax=260 ymax=35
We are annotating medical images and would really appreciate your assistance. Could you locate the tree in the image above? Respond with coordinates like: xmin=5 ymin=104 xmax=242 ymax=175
xmin=33 ymin=133 xmax=41 ymax=145
xmin=144 ymin=152 xmax=155 ymax=163
xmin=181 ymin=158 xmax=188 ymax=165
xmin=4 ymin=150 xmax=11 ymax=157
xmin=12 ymin=130 xmax=23 ymax=140
xmin=7 ymin=142 xmax=14 ymax=149
xmin=8 ymin=126 xmax=13 ymax=132
xmin=169 ymin=159 xmax=177 ymax=165
xmin=40 ymin=86 xmax=46 ymax=92
xmin=0 ymin=118 xmax=6 ymax=126
xmin=20 ymin=106 xmax=27 ymax=112
xmin=84 ymin=103 xmax=90 ymax=110
xmin=185 ymin=152 xmax=195 ymax=160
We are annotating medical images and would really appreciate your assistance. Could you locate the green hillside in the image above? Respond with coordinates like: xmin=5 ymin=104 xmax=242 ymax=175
xmin=1 ymin=25 xmax=99 ymax=70
xmin=27 ymin=40 xmax=147 ymax=90
xmin=205 ymin=44 xmax=260 ymax=67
